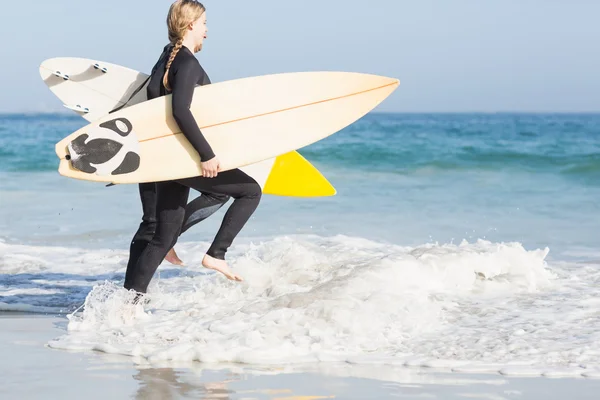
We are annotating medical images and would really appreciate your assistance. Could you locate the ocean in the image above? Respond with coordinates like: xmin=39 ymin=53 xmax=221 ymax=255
xmin=1 ymin=112 xmax=600 ymax=375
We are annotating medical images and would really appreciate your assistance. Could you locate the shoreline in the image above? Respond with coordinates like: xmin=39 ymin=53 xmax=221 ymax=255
xmin=2 ymin=314 xmax=600 ymax=400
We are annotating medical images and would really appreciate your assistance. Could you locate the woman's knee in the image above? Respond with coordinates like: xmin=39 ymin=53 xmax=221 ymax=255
xmin=151 ymin=221 xmax=183 ymax=247
xmin=247 ymin=182 xmax=262 ymax=201
xmin=154 ymin=206 xmax=186 ymax=239
xmin=229 ymin=181 xmax=262 ymax=201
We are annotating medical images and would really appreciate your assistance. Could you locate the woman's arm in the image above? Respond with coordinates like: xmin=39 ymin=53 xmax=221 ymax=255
xmin=171 ymin=58 xmax=215 ymax=162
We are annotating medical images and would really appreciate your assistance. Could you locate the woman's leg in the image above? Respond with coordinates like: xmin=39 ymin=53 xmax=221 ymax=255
xmin=181 ymin=192 xmax=230 ymax=234
xmin=177 ymin=169 xmax=262 ymax=261
xmin=124 ymin=181 xmax=190 ymax=293
xmin=124 ymin=182 xmax=158 ymax=287
xmin=165 ymin=191 xmax=230 ymax=265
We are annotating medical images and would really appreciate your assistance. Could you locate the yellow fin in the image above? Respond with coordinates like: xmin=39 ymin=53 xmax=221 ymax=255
xmin=263 ymin=151 xmax=336 ymax=197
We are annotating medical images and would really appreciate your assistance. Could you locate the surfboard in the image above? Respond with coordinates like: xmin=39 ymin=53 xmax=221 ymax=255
xmin=40 ymin=57 xmax=336 ymax=197
xmin=44 ymin=60 xmax=399 ymax=184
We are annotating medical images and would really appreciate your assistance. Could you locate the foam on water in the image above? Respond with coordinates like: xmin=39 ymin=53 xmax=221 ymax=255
xmin=0 ymin=239 xmax=127 ymax=313
xmin=9 ymin=233 xmax=594 ymax=372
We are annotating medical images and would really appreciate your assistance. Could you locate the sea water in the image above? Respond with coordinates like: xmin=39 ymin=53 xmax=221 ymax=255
xmin=1 ymin=112 xmax=599 ymax=377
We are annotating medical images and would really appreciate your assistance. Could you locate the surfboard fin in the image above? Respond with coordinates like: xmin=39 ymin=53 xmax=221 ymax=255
xmin=263 ymin=151 xmax=336 ymax=197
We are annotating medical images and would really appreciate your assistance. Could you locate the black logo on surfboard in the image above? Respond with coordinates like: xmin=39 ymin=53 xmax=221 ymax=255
xmin=67 ymin=117 xmax=141 ymax=176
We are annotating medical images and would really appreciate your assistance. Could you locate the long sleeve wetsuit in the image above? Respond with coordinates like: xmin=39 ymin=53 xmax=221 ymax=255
xmin=124 ymin=45 xmax=262 ymax=294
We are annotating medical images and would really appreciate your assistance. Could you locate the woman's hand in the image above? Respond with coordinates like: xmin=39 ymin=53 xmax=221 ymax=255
xmin=201 ymin=156 xmax=220 ymax=178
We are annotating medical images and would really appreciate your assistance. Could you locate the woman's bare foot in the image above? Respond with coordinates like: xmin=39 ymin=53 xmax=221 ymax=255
xmin=202 ymin=254 xmax=243 ymax=281
xmin=165 ymin=248 xmax=184 ymax=266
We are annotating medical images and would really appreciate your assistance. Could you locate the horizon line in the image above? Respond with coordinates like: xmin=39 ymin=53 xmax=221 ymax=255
xmin=1 ymin=110 xmax=600 ymax=117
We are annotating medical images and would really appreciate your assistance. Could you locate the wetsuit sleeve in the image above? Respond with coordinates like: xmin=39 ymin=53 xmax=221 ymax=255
xmin=171 ymin=58 xmax=215 ymax=161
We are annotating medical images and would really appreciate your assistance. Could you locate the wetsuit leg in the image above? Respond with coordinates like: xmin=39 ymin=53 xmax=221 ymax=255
xmin=181 ymin=192 xmax=230 ymax=234
xmin=124 ymin=182 xmax=158 ymax=287
xmin=177 ymin=168 xmax=262 ymax=260
xmin=124 ymin=181 xmax=189 ymax=293
xmin=124 ymin=186 xmax=228 ymax=290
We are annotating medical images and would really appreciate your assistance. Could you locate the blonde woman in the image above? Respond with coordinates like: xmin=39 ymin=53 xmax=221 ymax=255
xmin=124 ymin=0 xmax=261 ymax=295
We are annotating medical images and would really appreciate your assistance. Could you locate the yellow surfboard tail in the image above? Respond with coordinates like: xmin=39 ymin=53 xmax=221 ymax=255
xmin=264 ymin=151 xmax=336 ymax=197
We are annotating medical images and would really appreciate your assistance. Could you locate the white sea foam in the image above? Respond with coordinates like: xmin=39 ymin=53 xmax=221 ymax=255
xmin=4 ymin=234 xmax=600 ymax=376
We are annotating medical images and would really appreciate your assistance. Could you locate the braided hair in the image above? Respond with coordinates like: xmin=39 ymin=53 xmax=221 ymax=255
xmin=163 ymin=0 xmax=205 ymax=91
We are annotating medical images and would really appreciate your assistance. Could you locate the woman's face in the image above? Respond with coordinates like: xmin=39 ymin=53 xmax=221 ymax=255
xmin=191 ymin=12 xmax=208 ymax=52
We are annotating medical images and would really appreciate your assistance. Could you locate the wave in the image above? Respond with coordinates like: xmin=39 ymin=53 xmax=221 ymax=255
xmin=5 ymin=234 xmax=600 ymax=374
xmin=7 ymin=235 xmax=585 ymax=370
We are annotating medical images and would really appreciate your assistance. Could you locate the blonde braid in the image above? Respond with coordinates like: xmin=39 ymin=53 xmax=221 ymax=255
xmin=163 ymin=38 xmax=184 ymax=91
xmin=162 ymin=0 xmax=205 ymax=91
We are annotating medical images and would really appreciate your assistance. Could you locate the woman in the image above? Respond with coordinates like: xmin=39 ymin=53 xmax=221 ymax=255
xmin=124 ymin=0 xmax=262 ymax=294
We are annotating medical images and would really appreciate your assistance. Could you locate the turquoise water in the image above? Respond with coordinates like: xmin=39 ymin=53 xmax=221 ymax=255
xmin=1 ymin=112 xmax=598 ymax=257
xmin=2 ymin=113 xmax=600 ymax=179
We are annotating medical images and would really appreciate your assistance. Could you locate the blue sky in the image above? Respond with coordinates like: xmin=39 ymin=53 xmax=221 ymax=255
xmin=3 ymin=0 xmax=599 ymax=112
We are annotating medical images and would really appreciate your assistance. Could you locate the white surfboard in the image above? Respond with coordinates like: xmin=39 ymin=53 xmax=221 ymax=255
xmin=40 ymin=58 xmax=337 ymax=197
xmin=43 ymin=59 xmax=399 ymax=185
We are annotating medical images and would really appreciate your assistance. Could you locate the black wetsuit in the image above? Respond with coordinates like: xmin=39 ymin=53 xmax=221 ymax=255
xmin=123 ymin=45 xmax=262 ymax=294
